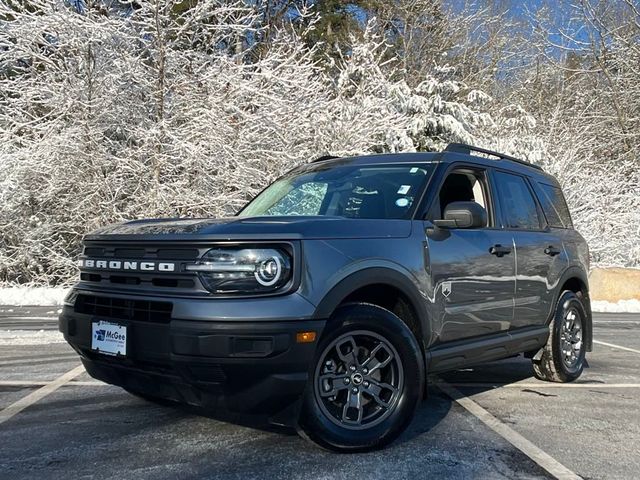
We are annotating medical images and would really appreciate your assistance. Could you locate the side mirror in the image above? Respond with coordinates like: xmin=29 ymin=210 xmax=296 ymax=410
xmin=433 ymin=201 xmax=487 ymax=229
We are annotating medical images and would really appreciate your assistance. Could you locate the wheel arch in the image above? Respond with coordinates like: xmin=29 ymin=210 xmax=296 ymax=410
xmin=554 ymin=266 xmax=592 ymax=352
xmin=312 ymin=267 xmax=430 ymax=350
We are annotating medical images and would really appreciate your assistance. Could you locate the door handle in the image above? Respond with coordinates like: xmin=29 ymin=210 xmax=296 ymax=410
xmin=489 ymin=244 xmax=511 ymax=257
xmin=544 ymin=245 xmax=562 ymax=256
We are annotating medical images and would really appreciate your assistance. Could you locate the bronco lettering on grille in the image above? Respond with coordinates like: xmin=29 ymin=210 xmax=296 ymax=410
xmin=78 ymin=259 xmax=176 ymax=272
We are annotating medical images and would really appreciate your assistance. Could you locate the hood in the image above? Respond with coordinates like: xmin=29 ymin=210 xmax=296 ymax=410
xmin=84 ymin=216 xmax=413 ymax=242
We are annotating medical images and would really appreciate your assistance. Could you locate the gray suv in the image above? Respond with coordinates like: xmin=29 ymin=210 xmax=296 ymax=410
xmin=59 ymin=143 xmax=592 ymax=451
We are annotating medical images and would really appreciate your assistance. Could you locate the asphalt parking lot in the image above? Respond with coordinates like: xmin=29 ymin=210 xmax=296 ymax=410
xmin=1 ymin=308 xmax=639 ymax=480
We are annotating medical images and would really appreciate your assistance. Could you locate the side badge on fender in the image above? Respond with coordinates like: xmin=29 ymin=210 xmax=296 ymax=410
xmin=442 ymin=281 xmax=452 ymax=298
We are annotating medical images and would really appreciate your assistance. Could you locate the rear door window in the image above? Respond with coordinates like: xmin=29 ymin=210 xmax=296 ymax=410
xmin=493 ymin=171 xmax=542 ymax=230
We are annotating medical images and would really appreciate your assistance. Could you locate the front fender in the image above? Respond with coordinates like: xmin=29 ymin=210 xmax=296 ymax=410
xmin=312 ymin=266 xmax=430 ymax=343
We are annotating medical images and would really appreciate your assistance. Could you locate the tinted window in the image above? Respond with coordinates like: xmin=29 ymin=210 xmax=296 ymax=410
xmin=533 ymin=182 xmax=573 ymax=228
xmin=494 ymin=171 xmax=541 ymax=230
xmin=239 ymin=164 xmax=434 ymax=219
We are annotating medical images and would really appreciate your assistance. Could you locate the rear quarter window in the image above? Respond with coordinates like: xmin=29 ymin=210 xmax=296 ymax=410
xmin=532 ymin=181 xmax=573 ymax=228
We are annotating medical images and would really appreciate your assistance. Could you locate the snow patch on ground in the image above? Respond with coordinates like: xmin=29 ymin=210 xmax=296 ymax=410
xmin=591 ymin=299 xmax=640 ymax=313
xmin=0 ymin=330 xmax=65 ymax=345
xmin=0 ymin=287 xmax=69 ymax=306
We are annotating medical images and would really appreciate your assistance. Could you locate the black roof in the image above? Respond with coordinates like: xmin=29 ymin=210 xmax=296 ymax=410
xmin=310 ymin=143 xmax=554 ymax=183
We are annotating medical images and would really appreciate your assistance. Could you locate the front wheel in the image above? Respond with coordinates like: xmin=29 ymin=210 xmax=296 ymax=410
xmin=533 ymin=291 xmax=587 ymax=382
xmin=298 ymin=303 xmax=424 ymax=452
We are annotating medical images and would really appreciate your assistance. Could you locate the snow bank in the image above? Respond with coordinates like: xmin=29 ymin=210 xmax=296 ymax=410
xmin=0 ymin=287 xmax=69 ymax=306
xmin=591 ymin=299 xmax=640 ymax=313
xmin=0 ymin=330 xmax=65 ymax=345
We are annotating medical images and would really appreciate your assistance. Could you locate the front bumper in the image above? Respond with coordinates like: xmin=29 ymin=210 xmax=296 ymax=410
xmin=59 ymin=299 xmax=325 ymax=418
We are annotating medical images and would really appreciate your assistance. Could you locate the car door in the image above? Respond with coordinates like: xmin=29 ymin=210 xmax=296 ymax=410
xmin=491 ymin=170 xmax=568 ymax=329
xmin=424 ymin=166 xmax=516 ymax=344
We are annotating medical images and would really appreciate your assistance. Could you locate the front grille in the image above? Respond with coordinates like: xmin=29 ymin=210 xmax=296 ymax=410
xmin=79 ymin=242 xmax=206 ymax=294
xmin=74 ymin=294 xmax=173 ymax=323
xmin=83 ymin=245 xmax=200 ymax=260
xmin=80 ymin=272 xmax=195 ymax=289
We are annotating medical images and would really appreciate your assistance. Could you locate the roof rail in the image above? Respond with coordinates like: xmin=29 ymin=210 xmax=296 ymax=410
xmin=311 ymin=154 xmax=340 ymax=163
xmin=444 ymin=143 xmax=542 ymax=171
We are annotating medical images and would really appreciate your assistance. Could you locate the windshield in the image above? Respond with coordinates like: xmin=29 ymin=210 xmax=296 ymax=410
xmin=238 ymin=163 xmax=435 ymax=219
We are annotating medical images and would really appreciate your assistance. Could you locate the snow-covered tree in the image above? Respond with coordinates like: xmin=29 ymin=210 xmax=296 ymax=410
xmin=0 ymin=1 xmax=638 ymax=285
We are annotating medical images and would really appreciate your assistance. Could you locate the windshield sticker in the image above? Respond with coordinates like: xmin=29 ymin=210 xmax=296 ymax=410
xmin=397 ymin=185 xmax=411 ymax=195
xmin=395 ymin=198 xmax=410 ymax=207
xmin=410 ymin=167 xmax=419 ymax=173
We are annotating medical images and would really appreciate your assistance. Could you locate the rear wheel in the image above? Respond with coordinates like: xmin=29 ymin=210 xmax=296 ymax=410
xmin=298 ymin=303 xmax=424 ymax=452
xmin=533 ymin=291 xmax=587 ymax=382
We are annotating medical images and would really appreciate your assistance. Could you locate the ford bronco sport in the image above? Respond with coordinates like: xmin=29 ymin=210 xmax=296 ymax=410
xmin=60 ymin=143 xmax=592 ymax=451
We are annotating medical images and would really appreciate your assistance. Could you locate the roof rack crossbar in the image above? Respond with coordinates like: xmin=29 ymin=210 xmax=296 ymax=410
xmin=444 ymin=143 xmax=542 ymax=170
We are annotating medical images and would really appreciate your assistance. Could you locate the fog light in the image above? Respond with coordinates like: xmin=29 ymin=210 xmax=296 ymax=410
xmin=296 ymin=331 xmax=317 ymax=343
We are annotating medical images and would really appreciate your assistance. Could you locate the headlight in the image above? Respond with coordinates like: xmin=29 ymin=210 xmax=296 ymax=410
xmin=186 ymin=247 xmax=292 ymax=294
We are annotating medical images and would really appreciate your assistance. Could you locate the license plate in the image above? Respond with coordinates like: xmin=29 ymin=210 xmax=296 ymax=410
xmin=91 ymin=320 xmax=127 ymax=356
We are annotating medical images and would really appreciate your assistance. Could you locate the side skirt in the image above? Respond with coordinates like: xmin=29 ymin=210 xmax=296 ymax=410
xmin=426 ymin=326 xmax=549 ymax=374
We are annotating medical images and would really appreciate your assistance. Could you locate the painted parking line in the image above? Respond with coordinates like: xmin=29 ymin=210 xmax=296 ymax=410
xmin=439 ymin=382 xmax=640 ymax=389
xmin=437 ymin=382 xmax=582 ymax=480
xmin=594 ymin=340 xmax=640 ymax=355
xmin=0 ymin=380 xmax=104 ymax=387
xmin=1 ymin=351 xmax=76 ymax=362
xmin=0 ymin=365 xmax=85 ymax=426
xmin=0 ymin=355 xmax=79 ymax=366
xmin=0 ymin=316 xmax=59 ymax=321
xmin=593 ymin=320 xmax=640 ymax=325
xmin=3 ymin=380 xmax=637 ymax=390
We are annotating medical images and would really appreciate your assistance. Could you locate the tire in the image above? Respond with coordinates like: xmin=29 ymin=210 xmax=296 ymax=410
xmin=532 ymin=291 xmax=587 ymax=383
xmin=298 ymin=303 xmax=424 ymax=452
